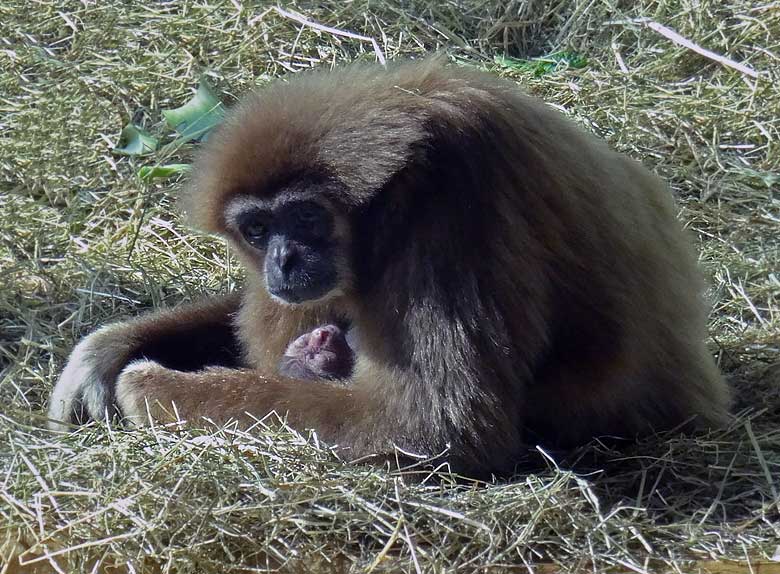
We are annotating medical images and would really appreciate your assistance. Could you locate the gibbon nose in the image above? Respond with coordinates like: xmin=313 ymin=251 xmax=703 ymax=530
xmin=273 ymin=241 xmax=299 ymax=275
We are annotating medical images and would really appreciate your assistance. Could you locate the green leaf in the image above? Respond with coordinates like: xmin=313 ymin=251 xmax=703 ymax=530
xmin=113 ymin=123 xmax=159 ymax=156
xmin=494 ymin=51 xmax=588 ymax=77
xmin=537 ymin=51 xmax=588 ymax=73
xmin=162 ymin=80 xmax=225 ymax=143
xmin=493 ymin=55 xmax=529 ymax=71
xmin=138 ymin=163 xmax=191 ymax=181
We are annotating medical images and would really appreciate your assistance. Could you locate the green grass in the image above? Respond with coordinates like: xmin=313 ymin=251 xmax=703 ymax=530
xmin=1 ymin=0 xmax=779 ymax=572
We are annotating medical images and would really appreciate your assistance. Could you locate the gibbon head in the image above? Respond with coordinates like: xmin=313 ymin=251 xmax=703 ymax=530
xmin=182 ymin=60 xmax=506 ymax=306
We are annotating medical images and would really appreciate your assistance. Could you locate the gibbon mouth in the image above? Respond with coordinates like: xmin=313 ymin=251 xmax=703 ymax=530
xmin=267 ymin=282 xmax=334 ymax=305
xmin=265 ymin=260 xmax=338 ymax=305
xmin=268 ymin=286 xmax=307 ymax=304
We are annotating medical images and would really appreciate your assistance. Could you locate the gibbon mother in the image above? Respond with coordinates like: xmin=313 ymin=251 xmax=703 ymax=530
xmin=49 ymin=59 xmax=730 ymax=476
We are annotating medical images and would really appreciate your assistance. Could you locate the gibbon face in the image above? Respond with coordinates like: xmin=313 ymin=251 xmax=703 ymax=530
xmin=223 ymin=180 xmax=354 ymax=305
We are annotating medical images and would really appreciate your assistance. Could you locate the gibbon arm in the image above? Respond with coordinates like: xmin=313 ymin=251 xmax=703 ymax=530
xmin=48 ymin=294 xmax=244 ymax=428
xmin=114 ymin=361 xmax=387 ymax=457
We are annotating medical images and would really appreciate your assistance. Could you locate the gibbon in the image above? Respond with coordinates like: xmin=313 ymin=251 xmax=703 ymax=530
xmin=48 ymin=59 xmax=730 ymax=476
xmin=278 ymin=324 xmax=355 ymax=381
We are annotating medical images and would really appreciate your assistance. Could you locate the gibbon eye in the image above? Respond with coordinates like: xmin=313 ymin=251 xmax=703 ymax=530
xmin=243 ymin=221 xmax=267 ymax=239
xmin=296 ymin=204 xmax=322 ymax=226
xmin=290 ymin=202 xmax=332 ymax=240
xmin=238 ymin=216 xmax=270 ymax=246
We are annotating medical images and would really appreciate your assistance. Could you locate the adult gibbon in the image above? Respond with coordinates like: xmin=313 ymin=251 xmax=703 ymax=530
xmin=48 ymin=59 xmax=730 ymax=476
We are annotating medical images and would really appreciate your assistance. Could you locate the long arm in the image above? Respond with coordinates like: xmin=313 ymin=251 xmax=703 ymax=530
xmin=48 ymin=293 xmax=243 ymax=428
xmin=50 ymin=295 xmax=406 ymax=464
xmin=113 ymin=357 xmax=513 ymax=474
xmin=114 ymin=361 xmax=392 ymax=460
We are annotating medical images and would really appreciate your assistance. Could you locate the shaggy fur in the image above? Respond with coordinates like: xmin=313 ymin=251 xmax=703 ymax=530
xmin=49 ymin=59 xmax=730 ymax=476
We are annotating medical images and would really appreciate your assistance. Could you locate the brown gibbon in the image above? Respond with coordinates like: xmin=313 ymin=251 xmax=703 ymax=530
xmin=48 ymin=59 xmax=730 ymax=477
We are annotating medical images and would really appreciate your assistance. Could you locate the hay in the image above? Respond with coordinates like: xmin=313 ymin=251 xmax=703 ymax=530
xmin=1 ymin=0 xmax=778 ymax=572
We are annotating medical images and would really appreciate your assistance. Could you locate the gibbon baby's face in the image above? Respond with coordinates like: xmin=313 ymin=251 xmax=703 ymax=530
xmin=224 ymin=186 xmax=353 ymax=305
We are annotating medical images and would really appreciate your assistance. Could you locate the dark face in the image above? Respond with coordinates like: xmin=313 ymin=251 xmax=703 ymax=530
xmin=229 ymin=199 xmax=341 ymax=304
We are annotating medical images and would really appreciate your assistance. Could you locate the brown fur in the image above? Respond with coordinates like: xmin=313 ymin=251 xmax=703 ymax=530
xmin=49 ymin=59 xmax=730 ymax=476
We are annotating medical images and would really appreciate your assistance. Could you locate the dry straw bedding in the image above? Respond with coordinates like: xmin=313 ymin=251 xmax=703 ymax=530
xmin=0 ymin=0 xmax=779 ymax=572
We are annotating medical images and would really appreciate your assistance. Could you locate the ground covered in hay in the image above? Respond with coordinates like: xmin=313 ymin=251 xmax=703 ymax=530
xmin=1 ymin=1 xmax=779 ymax=572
